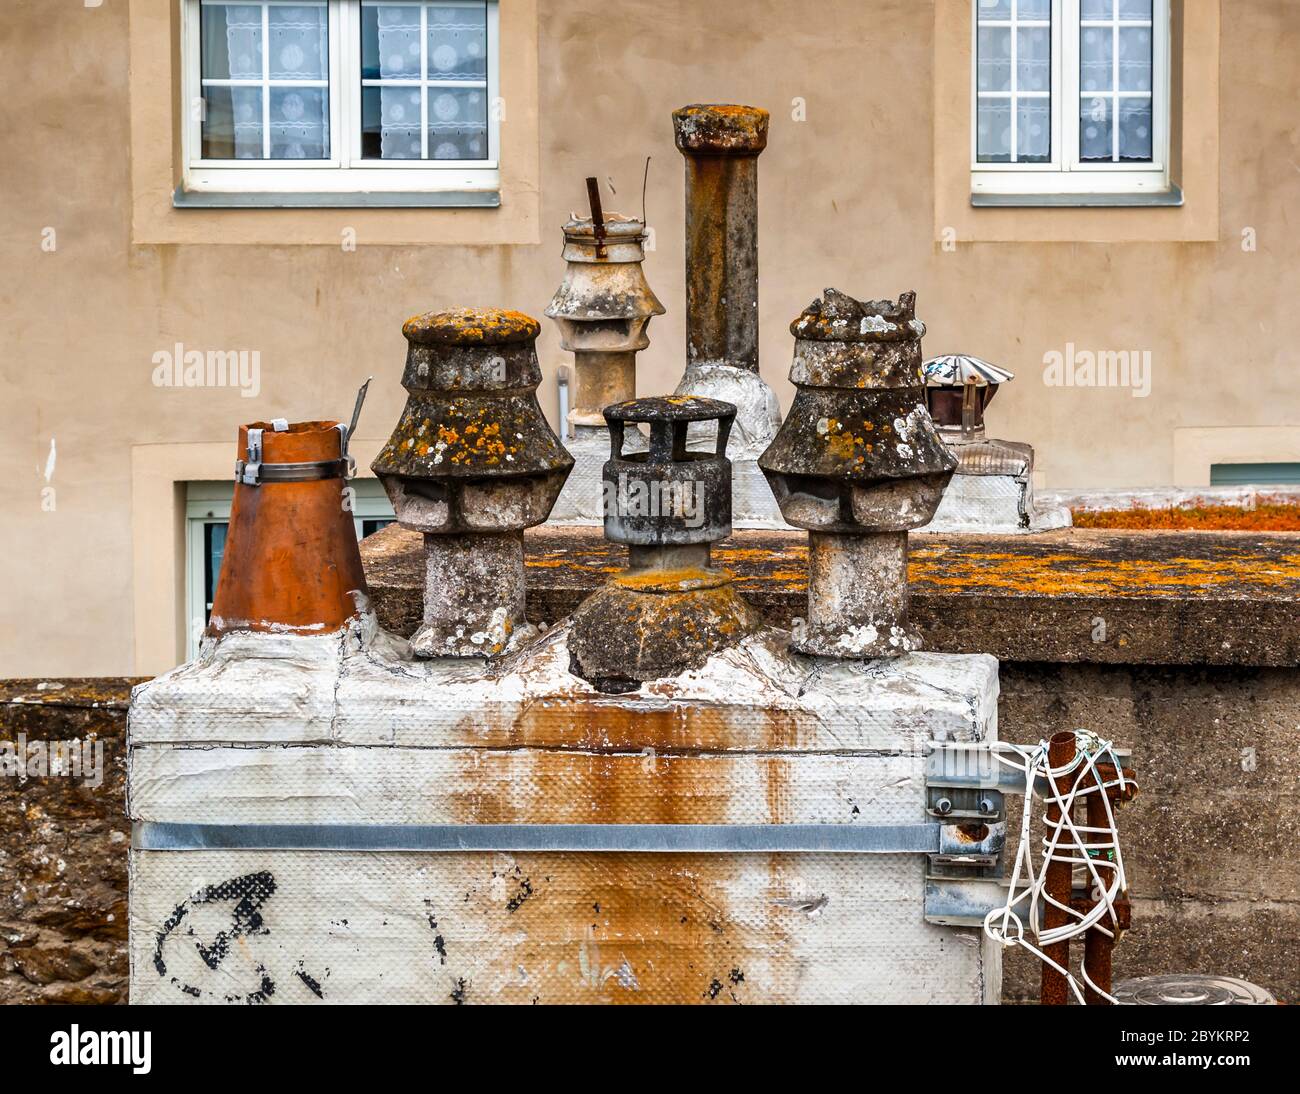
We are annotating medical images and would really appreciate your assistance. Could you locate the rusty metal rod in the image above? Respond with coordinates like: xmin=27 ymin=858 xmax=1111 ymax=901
xmin=1041 ymin=730 xmax=1076 ymax=1006
xmin=586 ymin=176 xmax=606 ymax=258
xmin=1081 ymin=773 xmax=1115 ymax=1005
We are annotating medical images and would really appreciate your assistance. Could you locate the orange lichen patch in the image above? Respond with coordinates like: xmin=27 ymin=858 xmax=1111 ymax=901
xmin=909 ymin=548 xmax=1300 ymax=599
xmin=672 ymin=104 xmax=769 ymax=154
xmin=1073 ymin=504 xmax=1300 ymax=532
xmin=511 ymin=526 xmax=1300 ymax=607
xmin=403 ymin=307 xmax=540 ymax=346
xmin=613 ymin=567 xmax=732 ymax=593
xmin=379 ymin=400 xmax=535 ymax=471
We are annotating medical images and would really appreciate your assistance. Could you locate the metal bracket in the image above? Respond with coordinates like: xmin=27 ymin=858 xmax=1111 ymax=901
xmin=924 ymin=747 xmax=1009 ymax=925
xmin=238 ymin=427 xmax=264 ymax=486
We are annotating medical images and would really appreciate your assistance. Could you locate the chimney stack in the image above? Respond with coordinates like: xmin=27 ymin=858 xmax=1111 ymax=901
xmin=569 ymin=395 xmax=759 ymax=690
xmin=372 ymin=307 xmax=573 ymax=657
xmin=209 ymin=419 xmax=369 ymax=638
xmin=670 ymin=104 xmax=782 ymax=521
xmin=759 ymin=290 xmax=957 ymax=658
xmin=545 ymin=207 xmax=664 ymax=521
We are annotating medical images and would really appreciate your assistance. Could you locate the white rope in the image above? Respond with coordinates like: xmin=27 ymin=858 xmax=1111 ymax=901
xmin=983 ymin=730 xmax=1130 ymax=1005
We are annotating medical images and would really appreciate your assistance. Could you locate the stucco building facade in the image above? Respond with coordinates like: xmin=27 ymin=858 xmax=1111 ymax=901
xmin=1 ymin=0 xmax=1296 ymax=677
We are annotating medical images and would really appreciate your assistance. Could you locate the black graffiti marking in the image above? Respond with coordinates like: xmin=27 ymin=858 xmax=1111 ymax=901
xmin=226 ymin=964 xmax=276 ymax=1005
xmin=192 ymin=872 xmax=276 ymax=969
xmin=505 ymin=877 xmax=533 ymax=913
xmin=295 ymin=965 xmax=325 ymax=999
xmin=423 ymin=899 xmax=448 ymax=965
xmin=153 ymin=871 xmax=278 ymax=1002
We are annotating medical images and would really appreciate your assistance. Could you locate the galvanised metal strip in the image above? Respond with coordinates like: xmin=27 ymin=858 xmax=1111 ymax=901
xmin=133 ymin=821 xmax=942 ymax=855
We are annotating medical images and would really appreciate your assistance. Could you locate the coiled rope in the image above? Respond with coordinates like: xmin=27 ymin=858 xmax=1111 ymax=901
xmin=983 ymin=731 xmax=1130 ymax=1005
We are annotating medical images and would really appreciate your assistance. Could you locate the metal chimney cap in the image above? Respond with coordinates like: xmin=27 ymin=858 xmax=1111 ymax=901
xmin=672 ymin=104 xmax=769 ymax=155
xmin=604 ymin=395 xmax=736 ymax=425
xmin=924 ymin=354 xmax=1015 ymax=388
xmin=791 ymin=289 xmax=925 ymax=344
xmin=403 ymin=307 xmax=540 ymax=347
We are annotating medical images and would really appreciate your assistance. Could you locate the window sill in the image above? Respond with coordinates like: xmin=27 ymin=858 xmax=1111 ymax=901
xmin=172 ymin=186 xmax=501 ymax=209
xmin=969 ymin=183 xmax=1184 ymax=209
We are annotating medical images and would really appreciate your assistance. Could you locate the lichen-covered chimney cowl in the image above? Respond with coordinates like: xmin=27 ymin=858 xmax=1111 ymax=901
xmin=759 ymin=289 xmax=957 ymax=659
xmin=372 ymin=307 xmax=573 ymax=658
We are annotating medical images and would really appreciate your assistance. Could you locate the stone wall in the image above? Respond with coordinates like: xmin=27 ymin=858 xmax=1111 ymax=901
xmin=998 ymin=663 xmax=1298 ymax=1005
xmin=0 ymin=680 xmax=133 ymax=1005
xmin=2 ymin=664 xmax=1293 ymax=1005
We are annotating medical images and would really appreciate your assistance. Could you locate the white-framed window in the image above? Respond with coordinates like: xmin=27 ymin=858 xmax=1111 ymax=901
xmin=971 ymin=0 xmax=1171 ymax=199
xmin=185 ymin=479 xmax=395 ymax=659
xmin=180 ymin=0 xmax=500 ymax=198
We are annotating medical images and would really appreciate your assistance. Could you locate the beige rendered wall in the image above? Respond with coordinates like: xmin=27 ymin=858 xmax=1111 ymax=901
xmin=1 ymin=0 xmax=1297 ymax=677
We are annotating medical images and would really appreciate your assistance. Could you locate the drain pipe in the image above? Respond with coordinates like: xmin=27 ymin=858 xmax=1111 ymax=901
xmin=372 ymin=307 xmax=573 ymax=658
xmin=759 ymin=289 xmax=957 ymax=658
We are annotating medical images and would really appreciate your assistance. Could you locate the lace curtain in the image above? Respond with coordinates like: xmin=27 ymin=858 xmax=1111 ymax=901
xmin=975 ymin=0 xmax=1153 ymax=165
xmin=371 ymin=4 xmax=488 ymax=160
xmin=220 ymin=3 xmax=329 ymax=159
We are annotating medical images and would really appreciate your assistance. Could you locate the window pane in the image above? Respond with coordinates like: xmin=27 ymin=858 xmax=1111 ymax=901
xmin=202 ymin=3 xmax=262 ymax=79
xmin=202 ymin=85 xmax=264 ymax=158
xmin=1117 ymin=0 xmax=1153 ymax=19
xmin=1118 ymin=25 xmax=1152 ymax=91
xmin=1017 ymin=98 xmax=1051 ymax=162
xmin=428 ymin=87 xmax=487 ymax=159
xmin=270 ymin=86 xmax=329 ymax=158
xmin=1017 ymin=26 xmax=1050 ymax=92
xmin=1081 ymin=0 xmax=1113 ymax=18
xmin=977 ymin=27 xmax=1011 ymax=92
xmin=364 ymin=85 xmax=423 ymax=158
xmin=267 ymin=4 xmax=328 ymax=80
xmin=1117 ymin=97 xmax=1152 ymax=160
xmin=373 ymin=4 xmax=422 ymax=80
xmin=1019 ymin=0 xmax=1051 ymax=19
xmin=360 ymin=2 xmax=491 ymax=161
xmin=199 ymin=2 xmax=330 ymax=162
xmin=203 ymin=522 xmax=228 ymax=618
xmin=1079 ymin=95 xmax=1113 ymax=160
xmin=1080 ymin=26 xmax=1114 ymax=93
xmin=977 ymin=100 xmax=1012 ymax=162
xmin=976 ymin=0 xmax=1012 ymax=20
xmin=428 ymin=6 xmax=488 ymax=80
xmin=361 ymin=519 xmax=395 ymax=538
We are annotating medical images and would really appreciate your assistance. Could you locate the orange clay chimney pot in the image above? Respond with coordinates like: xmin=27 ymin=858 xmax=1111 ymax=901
xmin=207 ymin=420 xmax=368 ymax=638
